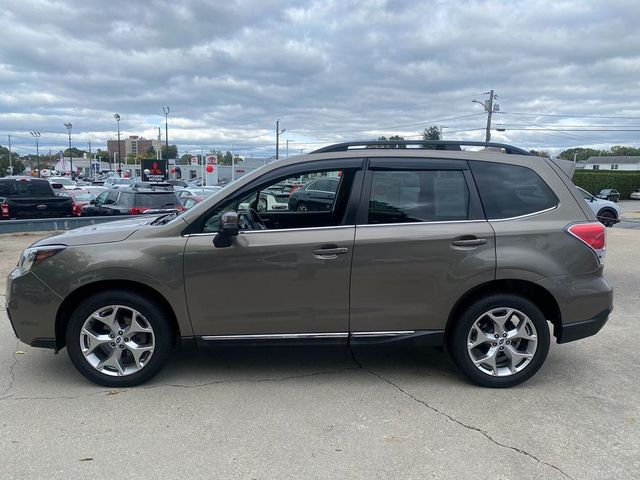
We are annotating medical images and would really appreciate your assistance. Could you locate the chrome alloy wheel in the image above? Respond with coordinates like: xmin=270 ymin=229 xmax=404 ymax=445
xmin=466 ymin=307 xmax=538 ymax=377
xmin=80 ymin=305 xmax=155 ymax=377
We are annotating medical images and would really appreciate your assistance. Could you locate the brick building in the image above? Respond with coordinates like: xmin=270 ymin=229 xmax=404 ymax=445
xmin=107 ymin=136 xmax=162 ymax=161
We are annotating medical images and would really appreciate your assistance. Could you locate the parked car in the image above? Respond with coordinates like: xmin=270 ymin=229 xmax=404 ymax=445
xmin=67 ymin=189 xmax=94 ymax=216
xmin=179 ymin=195 xmax=203 ymax=210
xmin=104 ymin=177 xmax=135 ymax=189
xmin=287 ymin=176 xmax=340 ymax=211
xmin=81 ymin=187 xmax=183 ymax=216
xmin=630 ymin=189 xmax=640 ymax=200
xmin=6 ymin=140 xmax=612 ymax=389
xmin=166 ymin=179 xmax=190 ymax=188
xmin=0 ymin=177 xmax=73 ymax=219
xmin=595 ymin=188 xmax=620 ymax=202
xmin=49 ymin=177 xmax=78 ymax=190
xmin=577 ymin=187 xmax=621 ymax=227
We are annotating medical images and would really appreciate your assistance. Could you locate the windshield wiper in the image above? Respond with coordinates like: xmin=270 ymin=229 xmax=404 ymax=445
xmin=150 ymin=211 xmax=179 ymax=225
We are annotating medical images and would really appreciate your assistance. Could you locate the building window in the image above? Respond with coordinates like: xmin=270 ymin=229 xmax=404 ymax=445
xmin=610 ymin=164 xmax=618 ymax=170
xmin=592 ymin=165 xmax=600 ymax=170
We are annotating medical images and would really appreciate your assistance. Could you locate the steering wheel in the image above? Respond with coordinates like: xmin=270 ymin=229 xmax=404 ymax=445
xmin=238 ymin=208 xmax=266 ymax=230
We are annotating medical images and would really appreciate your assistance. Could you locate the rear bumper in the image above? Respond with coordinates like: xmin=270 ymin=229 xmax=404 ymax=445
xmin=537 ymin=271 xmax=613 ymax=343
xmin=554 ymin=309 xmax=611 ymax=343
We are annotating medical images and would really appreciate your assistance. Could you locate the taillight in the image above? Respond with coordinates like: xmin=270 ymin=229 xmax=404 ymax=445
xmin=1 ymin=202 xmax=8 ymax=219
xmin=567 ymin=222 xmax=606 ymax=263
xmin=129 ymin=207 xmax=148 ymax=215
xmin=72 ymin=203 xmax=81 ymax=216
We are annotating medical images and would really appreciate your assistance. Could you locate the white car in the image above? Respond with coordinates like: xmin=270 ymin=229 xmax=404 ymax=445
xmin=630 ymin=189 xmax=640 ymax=200
xmin=577 ymin=187 xmax=622 ymax=227
xmin=49 ymin=176 xmax=78 ymax=190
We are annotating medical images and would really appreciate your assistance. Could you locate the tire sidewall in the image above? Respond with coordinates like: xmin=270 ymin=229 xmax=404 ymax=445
xmin=449 ymin=294 xmax=550 ymax=388
xmin=66 ymin=290 xmax=173 ymax=387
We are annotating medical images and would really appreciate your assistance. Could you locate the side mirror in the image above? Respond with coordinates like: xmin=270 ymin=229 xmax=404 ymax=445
xmin=257 ymin=197 xmax=267 ymax=212
xmin=213 ymin=211 xmax=239 ymax=248
xmin=89 ymin=199 xmax=95 ymax=205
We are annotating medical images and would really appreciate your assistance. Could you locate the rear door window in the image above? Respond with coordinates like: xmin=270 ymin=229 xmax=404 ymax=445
xmin=470 ymin=161 xmax=558 ymax=219
xmin=368 ymin=170 xmax=470 ymax=224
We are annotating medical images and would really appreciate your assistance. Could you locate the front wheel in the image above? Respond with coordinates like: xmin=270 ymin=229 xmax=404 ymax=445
xmin=296 ymin=202 xmax=309 ymax=212
xmin=598 ymin=210 xmax=616 ymax=228
xmin=66 ymin=290 xmax=173 ymax=387
xmin=448 ymin=294 xmax=550 ymax=388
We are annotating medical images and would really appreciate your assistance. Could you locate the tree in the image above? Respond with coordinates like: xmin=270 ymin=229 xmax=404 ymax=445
xmin=161 ymin=144 xmax=178 ymax=160
xmin=95 ymin=149 xmax=110 ymax=161
xmin=180 ymin=154 xmax=192 ymax=165
xmin=0 ymin=145 xmax=26 ymax=177
xmin=422 ymin=126 xmax=441 ymax=141
xmin=64 ymin=147 xmax=88 ymax=158
xmin=370 ymin=135 xmax=405 ymax=148
xmin=610 ymin=145 xmax=640 ymax=156
xmin=529 ymin=149 xmax=551 ymax=158
xmin=558 ymin=147 xmax=607 ymax=162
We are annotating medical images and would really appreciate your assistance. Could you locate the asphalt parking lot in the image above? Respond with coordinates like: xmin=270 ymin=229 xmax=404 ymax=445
xmin=1 ymin=229 xmax=639 ymax=480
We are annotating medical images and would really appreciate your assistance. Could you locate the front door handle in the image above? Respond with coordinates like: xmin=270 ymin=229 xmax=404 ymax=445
xmin=313 ymin=247 xmax=349 ymax=258
xmin=451 ymin=237 xmax=488 ymax=247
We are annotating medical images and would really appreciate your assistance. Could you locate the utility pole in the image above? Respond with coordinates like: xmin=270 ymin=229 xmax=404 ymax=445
xmin=7 ymin=135 xmax=13 ymax=174
xmin=275 ymin=119 xmax=286 ymax=160
xmin=472 ymin=90 xmax=498 ymax=142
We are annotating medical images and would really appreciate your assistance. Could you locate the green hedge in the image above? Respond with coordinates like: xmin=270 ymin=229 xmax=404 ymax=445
xmin=572 ymin=170 xmax=640 ymax=199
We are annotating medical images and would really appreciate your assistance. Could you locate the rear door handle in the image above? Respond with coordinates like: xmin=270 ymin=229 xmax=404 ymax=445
xmin=451 ymin=237 xmax=488 ymax=247
xmin=313 ymin=247 xmax=349 ymax=258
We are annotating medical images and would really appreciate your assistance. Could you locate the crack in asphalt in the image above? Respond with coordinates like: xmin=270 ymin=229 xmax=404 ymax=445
xmin=0 ymin=340 xmax=21 ymax=399
xmin=348 ymin=349 xmax=574 ymax=480
xmin=0 ymin=366 xmax=360 ymax=401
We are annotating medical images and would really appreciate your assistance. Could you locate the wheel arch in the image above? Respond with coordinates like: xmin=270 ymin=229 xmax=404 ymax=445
xmin=597 ymin=207 xmax=618 ymax=219
xmin=55 ymin=280 xmax=181 ymax=351
xmin=445 ymin=279 xmax=562 ymax=341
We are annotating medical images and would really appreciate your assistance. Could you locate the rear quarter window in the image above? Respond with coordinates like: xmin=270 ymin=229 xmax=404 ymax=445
xmin=470 ymin=161 xmax=558 ymax=219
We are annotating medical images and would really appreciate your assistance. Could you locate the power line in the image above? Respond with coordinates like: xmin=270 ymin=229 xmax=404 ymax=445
xmin=286 ymin=113 xmax=485 ymax=135
xmin=501 ymin=111 xmax=640 ymax=120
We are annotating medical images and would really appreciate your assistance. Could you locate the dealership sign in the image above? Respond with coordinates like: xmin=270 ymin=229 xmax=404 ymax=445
xmin=141 ymin=159 xmax=167 ymax=182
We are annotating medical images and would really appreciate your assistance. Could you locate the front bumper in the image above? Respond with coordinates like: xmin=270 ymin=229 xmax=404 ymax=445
xmin=5 ymin=268 xmax=62 ymax=348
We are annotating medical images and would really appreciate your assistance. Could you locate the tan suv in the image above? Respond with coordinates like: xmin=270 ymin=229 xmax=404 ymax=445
xmin=5 ymin=141 xmax=613 ymax=388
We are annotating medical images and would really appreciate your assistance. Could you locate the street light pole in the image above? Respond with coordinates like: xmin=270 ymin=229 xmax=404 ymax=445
xmin=30 ymin=131 xmax=41 ymax=177
xmin=63 ymin=123 xmax=73 ymax=178
xmin=162 ymin=106 xmax=170 ymax=162
xmin=114 ymin=114 xmax=121 ymax=177
xmin=275 ymin=119 xmax=286 ymax=160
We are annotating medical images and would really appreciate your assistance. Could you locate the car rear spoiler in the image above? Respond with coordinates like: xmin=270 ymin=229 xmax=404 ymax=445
xmin=549 ymin=158 xmax=576 ymax=178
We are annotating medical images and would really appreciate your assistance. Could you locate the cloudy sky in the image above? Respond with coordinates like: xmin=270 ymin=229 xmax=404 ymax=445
xmin=1 ymin=0 xmax=639 ymax=158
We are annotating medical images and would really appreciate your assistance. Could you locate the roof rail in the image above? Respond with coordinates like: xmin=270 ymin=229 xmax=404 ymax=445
xmin=310 ymin=140 xmax=532 ymax=155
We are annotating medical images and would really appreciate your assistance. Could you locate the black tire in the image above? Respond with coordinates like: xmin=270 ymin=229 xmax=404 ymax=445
xmin=448 ymin=294 xmax=550 ymax=388
xmin=296 ymin=202 xmax=309 ymax=212
xmin=66 ymin=290 xmax=173 ymax=387
xmin=598 ymin=210 xmax=616 ymax=228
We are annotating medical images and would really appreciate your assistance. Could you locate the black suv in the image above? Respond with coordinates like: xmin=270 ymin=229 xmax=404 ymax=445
xmin=287 ymin=176 xmax=340 ymax=211
xmin=81 ymin=187 xmax=183 ymax=216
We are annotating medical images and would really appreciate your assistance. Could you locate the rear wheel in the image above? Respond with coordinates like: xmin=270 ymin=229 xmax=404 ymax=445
xmin=66 ymin=290 xmax=173 ymax=387
xmin=296 ymin=202 xmax=309 ymax=212
xmin=448 ymin=294 xmax=550 ymax=388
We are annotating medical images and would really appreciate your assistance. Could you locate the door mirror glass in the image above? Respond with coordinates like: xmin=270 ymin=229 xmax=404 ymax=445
xmin=257 ymin=197 xmax=267 ymax=212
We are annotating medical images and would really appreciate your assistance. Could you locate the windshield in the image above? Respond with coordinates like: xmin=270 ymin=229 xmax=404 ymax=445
xmin=577 ymin=187 xmax=593 ymax=201
xmin=0 ymin=180 xmax=53 ymax=196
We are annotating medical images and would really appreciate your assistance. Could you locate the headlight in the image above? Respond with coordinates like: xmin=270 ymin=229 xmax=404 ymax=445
xmin=17 ymin=245 xmax=66 ymax=275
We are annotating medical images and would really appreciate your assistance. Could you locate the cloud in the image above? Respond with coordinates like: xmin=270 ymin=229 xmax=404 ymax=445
xmin=1 ymin=0 xmax=639 ymax=156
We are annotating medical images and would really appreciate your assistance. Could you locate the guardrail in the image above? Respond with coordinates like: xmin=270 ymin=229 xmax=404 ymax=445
xmin=0 ymin=216 xmax=130 ymax=234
